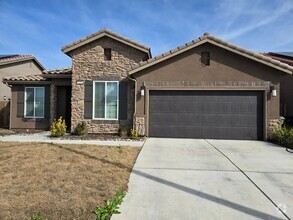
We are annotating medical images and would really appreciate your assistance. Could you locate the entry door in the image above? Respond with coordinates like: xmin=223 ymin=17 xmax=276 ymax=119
xmin=57 ymin=86 xmax=71 ymax=130
xmin=149 ymin=90 xmax=263 ymax=140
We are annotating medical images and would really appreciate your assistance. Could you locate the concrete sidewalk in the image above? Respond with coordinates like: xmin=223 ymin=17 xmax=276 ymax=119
xmin=0 ymin=132 xmax=144 ymax=147
xmin=112 ymin=138 xmax=292 ymax=220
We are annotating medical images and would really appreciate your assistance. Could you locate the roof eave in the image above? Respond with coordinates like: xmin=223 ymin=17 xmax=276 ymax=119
xmin=129 ymin=39 xmax=209 ymax=75
xmin=42 ymin=74 xmax=72 ymax=78
xmin=61 ymin=32 xmax=150 ymax=57
xmin=3 ymin=80 xmax=50 ymax=85
xmin=209 ymin=41 xmax=292 ymax=75
xmin=0 ymin=57 xmax=45 ymax=70
xmin=129 ymin=38 xmax=292 ymax=75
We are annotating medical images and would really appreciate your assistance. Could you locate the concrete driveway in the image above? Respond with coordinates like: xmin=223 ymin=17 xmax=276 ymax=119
xmin=112 ymin=138 xmax=293 ymax=220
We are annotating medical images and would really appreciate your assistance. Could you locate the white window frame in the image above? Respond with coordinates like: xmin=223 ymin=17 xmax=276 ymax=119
xmin=24 ymin=87 xmax=45 ymax=118
xmin=92 ymin=81 xmax=119 ymax=120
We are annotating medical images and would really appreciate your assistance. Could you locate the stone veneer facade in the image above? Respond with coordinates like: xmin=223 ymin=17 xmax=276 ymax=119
xmin=69 ymin=36 xmax=148 ymax=133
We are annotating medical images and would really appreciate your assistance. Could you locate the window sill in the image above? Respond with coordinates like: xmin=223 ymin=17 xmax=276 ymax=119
xmin=23 ymin=117 xmax=46 ymax=122
xmin=91 ymin=119 xmax=119 ymax=124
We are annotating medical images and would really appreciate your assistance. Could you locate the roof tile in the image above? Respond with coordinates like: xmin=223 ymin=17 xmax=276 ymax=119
xmin=62 ymin=28 xmax=150 ymax=54
xmin=3 ymin=74 xmax=46 ymax=82
xmin=42 ymin=67 xmax=72 ymax=75
xmin=0 ymin=54 xmax=45 ymax=70
xmin=128 ymin=33 xmax=293 ymax=74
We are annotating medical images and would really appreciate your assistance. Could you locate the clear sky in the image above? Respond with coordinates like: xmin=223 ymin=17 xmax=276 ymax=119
xmin=0 ymin=0 xmax=292 ymax=69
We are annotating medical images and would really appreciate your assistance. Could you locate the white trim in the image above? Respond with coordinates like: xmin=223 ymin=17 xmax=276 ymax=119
xmin=24 ymin=87 xmax=45 ymax=118
xmin=92 ymin=81 xmax=119 ymax=120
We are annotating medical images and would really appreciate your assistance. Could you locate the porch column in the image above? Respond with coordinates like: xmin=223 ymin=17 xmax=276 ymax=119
xmin=49 ymin=84 xmax=57 ymax=125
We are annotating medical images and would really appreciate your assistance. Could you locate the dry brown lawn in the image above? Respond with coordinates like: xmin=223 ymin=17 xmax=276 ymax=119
xmin=0 ymin=141 xmax=141 ymax=219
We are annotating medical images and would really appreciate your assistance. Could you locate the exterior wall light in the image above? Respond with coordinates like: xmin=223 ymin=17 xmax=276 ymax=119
xmin=270 ymin=85 xmax=277 ymax=97
xmin=141 ymin=87 xmax=145 ymax=96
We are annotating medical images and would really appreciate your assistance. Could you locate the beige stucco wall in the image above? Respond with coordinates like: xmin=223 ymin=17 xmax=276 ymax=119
xmin=0 ymin=60 xmax=43 ymax=100
xmin=132 ymin=43 xmax=286 ymax=138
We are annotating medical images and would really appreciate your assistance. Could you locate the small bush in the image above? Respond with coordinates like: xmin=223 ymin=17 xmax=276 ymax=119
xmin=118 ymin=126 xmax=127 ymax=137
xmin=95 ymin=191 xmax=125 ymax=220
xmin=270 ymin=127 xmax=293 ymax=149
xmin=129 ymin=128 xmax=138 ymax=138
xmin=50 ymin=117 xmax=66 ymax=137
xmin=75 ymin=121 xmax=88 ymax=136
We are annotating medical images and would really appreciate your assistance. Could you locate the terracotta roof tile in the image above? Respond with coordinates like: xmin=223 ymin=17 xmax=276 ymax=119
xmin=42 ymin=67 xmax=72 ymax=75
xmin=128 ymin=33 xmax=293 ymax=74
xmin=62 ymin=28 xmax=150 ymax=55
xmin=3 ymin=74 xmax=46 ymax=82
xmin=261 ymin=53 xmax=293 ymax=66
xmin=0 ymin=54 xmax=45 ymax=70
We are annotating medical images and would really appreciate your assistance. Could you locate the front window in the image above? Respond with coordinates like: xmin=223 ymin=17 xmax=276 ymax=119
xmin=25 ymin=87 xmax=45 ymax=118
xmin=93 ymin=81 xmax=118 ymax=119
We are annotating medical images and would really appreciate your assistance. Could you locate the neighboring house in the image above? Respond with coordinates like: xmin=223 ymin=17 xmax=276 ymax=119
xmin=262 ymin=52 xmax=293 ymax=119
xmin=3 ymin=29 xmax=293 ymax=140
xmin=0 ymin=54 xmax=45 ymax=128
xmin=0 ymin=55 xmax=45 ymax=100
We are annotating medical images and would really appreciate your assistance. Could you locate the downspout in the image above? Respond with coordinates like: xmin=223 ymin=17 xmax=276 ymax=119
xmin=128 ymin=75 xmax=137 ymax=129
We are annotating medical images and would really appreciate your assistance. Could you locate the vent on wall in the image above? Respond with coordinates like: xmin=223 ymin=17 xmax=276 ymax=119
xmin=104 ymin=48 xmax=112 ymax=61
xmin=201 ymin=52 xmax=210 ymax=66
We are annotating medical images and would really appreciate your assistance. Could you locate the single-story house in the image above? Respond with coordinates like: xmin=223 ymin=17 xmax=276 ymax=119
xmin=3 ymin=29 xmax=293 ymax=140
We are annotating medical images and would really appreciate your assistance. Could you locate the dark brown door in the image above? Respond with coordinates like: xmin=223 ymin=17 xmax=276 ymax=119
xmin=57 ymin=86 xmax=71 ymax=130
xmin=149 ymin=90 xmax=263 ymax=140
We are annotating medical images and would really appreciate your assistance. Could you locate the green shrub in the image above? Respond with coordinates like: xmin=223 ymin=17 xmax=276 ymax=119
xmin=75 ymin=121 xmax=88 ymax=136
xmin=95 ymin=191 xmax=125 ymax=220
xmin=129 ymin=128 xmax=138 ymax=138
xmin=31 ymin=212 xmax=45 ymax=220
xmin=270 ymin=127 xmax=293 ymax=149
xmin=50 ymin=117 xmax=66 ymax=137
xmin=118 ymin=126 xmax=127 ymax=137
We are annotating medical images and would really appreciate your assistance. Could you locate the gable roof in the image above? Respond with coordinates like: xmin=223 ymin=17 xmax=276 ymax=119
xmin=0 ymin=54 xmax=45 ymax=70
xmin=261 ymin=52 xmax=293 ymax=66
xmin=129 ymin=33 xmax=293 ymax=75
xmin=2 ymin=67 xmax=72 ymax=84
xmin=61 ymin=28 xmax=151 ymax=58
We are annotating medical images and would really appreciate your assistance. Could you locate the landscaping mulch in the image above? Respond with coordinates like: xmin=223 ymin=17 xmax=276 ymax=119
xmin=55 ymin=133 xmax=145 ymax=142
xmin=0 ymin=142 xmax=141 ymax=219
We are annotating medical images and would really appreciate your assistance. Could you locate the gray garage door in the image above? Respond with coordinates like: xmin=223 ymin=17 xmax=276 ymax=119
xmin=149 ymin=90 xmax=263 ymax=140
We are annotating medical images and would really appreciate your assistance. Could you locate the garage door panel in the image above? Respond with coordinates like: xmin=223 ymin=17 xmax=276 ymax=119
xmin=149 ymin=125 xmax=259 ymax=139
xmin=149 ymin=90 xmax=263 ymax=140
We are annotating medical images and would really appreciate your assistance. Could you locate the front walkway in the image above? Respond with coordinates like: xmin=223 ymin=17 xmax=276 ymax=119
xmin=112 ymin=138 xmax=292 ymax=220
xmin=0 ymin=132 xmax=144 ymax=147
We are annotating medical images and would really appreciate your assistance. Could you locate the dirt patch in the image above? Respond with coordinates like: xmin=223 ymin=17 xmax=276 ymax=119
xmin=0 ymin=128 xmax=15 ymax=136
xmin=0 ymin=142 xmax=140 ymax=219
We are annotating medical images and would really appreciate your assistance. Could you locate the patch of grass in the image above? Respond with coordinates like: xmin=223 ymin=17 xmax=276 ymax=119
xmin=0 ymin=142 xmax=140 ymax=219
xmin=270 ymin=127 xmax=293 ymax=149
xmin=31 ymin=212 xmax=45 ymax=220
